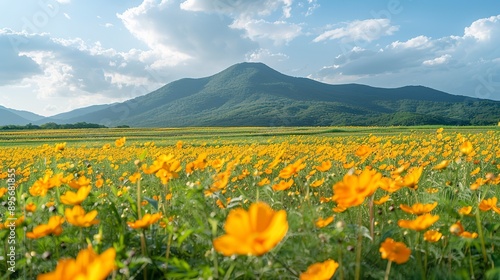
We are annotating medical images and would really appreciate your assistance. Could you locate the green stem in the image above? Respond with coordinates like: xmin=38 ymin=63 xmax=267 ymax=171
xmin=164 ymin=231 xmax=173 ymax=278
xmin=416 ymin=232 xmax=426 ymax=280
xmin=468 ymin=243 xmax=475 ymax=279
xmin=355 ymin=209 xmax=363 ymax=280
xmin=338 ymin=244 xmax=344 ymax=280
xmin=384 ymin=260 xmax=392 ymax=280
xmin=474 ymin=209 xmax=488 ymax=264
xmin=223 ymin=263 xmax=236 ymax=280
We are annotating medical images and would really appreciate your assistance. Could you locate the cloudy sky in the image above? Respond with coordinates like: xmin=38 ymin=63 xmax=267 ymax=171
xmin=1 ymin=0 xmax=499 ymax=116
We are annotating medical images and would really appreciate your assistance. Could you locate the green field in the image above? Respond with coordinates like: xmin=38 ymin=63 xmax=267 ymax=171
xmin=0 ymin=126 xmax=499 ymax=279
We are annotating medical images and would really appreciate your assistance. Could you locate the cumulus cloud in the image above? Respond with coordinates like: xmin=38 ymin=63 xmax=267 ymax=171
xmin=314 ymin=19 xmax=399 ymax=43
xmin=313 ymin=15 xmax=500 ymax=100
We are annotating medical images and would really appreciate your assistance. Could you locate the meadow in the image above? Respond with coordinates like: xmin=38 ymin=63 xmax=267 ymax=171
xmin=0 ymin=126 xmax=499 ymax=279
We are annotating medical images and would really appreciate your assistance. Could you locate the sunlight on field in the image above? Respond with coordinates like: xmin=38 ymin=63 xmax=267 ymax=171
xmin=0 ymin=127 xmax=499 ymax=279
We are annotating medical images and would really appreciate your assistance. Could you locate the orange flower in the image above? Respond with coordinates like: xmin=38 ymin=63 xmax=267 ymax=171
xmin=300 ymin=259 xmax=339 ymax=280
xmin=460 ymin=140 xmax=473 ymax=155
xmin=479 ymin=197 xmax=500 ymax=213
xmin=399 ymin=202 xmax=438 ymax=215
xmin=332 ymin=168 xmax=382 ymax=208
xmin=379 ymin=238 xmax=411 ymax=264
xmin=310 ymin=178 xmax=325 ymax=188
xmin=127 ymin=213 xmax=162 ymax=229
xmin=279 ymin=159 xmax=306 ymax=179
xmin=54 ymin=142 xmax=66 ymax=152
xmin=65 ymin=205 xmax=99 ymax=227
xmin=272 ymin=179 xmax=294 ymax=191
xmin=374 ymin=195 xmax=390 ymax=205
xmin=257 ymin=178 xmax=270 ymax=186
xmin=0 ymin=187 xmax=7 ymax=198
xmin=60 ymin=185 xmax=92 ymax=205
xmin=423 ymin=230 xmax=442 ymax=242
xmin=449 ymin=220 xmax=478 ymax=238
xmin=67 ymin=175 xmax=91 ymax=189
xmin=213 ymin=202 xmax=288 ymax=256
xmin=27 ymin=216 xmax=65 ymax=239
xmin=37 ymin=246 xmax=116 ymax=280
xmin=458 ymin=206 xmax=473 ymax=216
xmin=396 ymin=167 xmax=423 ymax=190
xmin=355 ymin=145 xmax=372 ymax=157
xmin=0 ymin=216 xmax=25 ymax=230
xmin=115 ymin=137 xmax=126 ymax=147
xmin=315 ymin=161 xmax=332 ymax=172
xmin=398 ymin=213 xmax=439 ymax=231
xmin=25 ymin=202 xmax=37 ymax=212
xmin=315 ymin=216 xmax=334 ymax=228
xmin=129 ymin=172 xmax=141 ymax=184
xmin=143 ymin=154 xmax=181 ymax=184
xmin=379 ymin=177 xmax=403 ymax=193
xmin=432 ymin=160 xmax=450 ymax=170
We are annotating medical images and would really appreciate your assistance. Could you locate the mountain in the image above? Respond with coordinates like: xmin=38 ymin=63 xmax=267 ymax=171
xmin=35 ymin=104 xmax=115 ymax=124
xmin=6 ymin=62 xmax=500 ymax=127
xmin=0 ymin=105 xmax=44 ymax=125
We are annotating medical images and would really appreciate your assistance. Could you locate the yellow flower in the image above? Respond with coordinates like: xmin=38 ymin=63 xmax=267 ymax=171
xmin=379 ymin=238 xmax=411 ymax=264
xmin=213 ymin=202 xmax=288 ymax=256
xmin=272 ymin=179 xmax=294 ymax=191
xmin=0 ymin=187 xmax=7 ymax=198
xmin=458 ymin=206 xmax=473 ymax=216
xmin=355 ymin=145 xmax=372 ymax=157
xmin=54 ymin=142 xmax=66 ymax=152
xmin=27 ymin=216 xmax=65 ymax=239
xmin=399 ymin=202 xmax=438 ymax=215
xmin=315 ymin=216 xmax=334 ymax=228
xmin=129 ymin=172 xmax=141 ymax=184
xmin=310 ymin=178 xmax=325 ymax=188
xmin=379 ymin=177 xmax=403 ymax=193
xmin=300 ymin=259 xmax=339 ymax=280
xmin=332 ymin=168 xmax=382 ymax=208
xmin=449 ymin=220 xmax=477 ymax=238
xmin=478 ymin=197 xmax=500 ymax=214
xmin=398 ymin=213 xmax=439 ymax=231
xmin=470 ymin=167 xmax=480 ymax=176
xmin=315 ymin=161 xmax=332 ymax=172
xmin=115 ymin=137 xmax=126 ymax=147
xmin=60 ymin=185 xmax=92 ymax=205
xmin=127 ymin=213 xmax=162 ymax=229
xmin=423 ymin=230 xmax=442 ymax=242
xmin=396 ymin=166 xmax=423 ymax=190
xmin=65 ymin=205 xmax=99 ymax=227
xmin=279 ymin=159 xmax=306 ymax=179
xmin=26 ymin=202 xmax=37 ymax=212
xmin=432 ymin=160 xmax=450 ymax=170
xmin=37 ymin=246 xmax=116 ymax=280
xmin=373 ymin=195 xmax=390 ymax=205
xmin=257 ymin=178 xmax=270 ymax=186
xmin=459 ymin=140 xmax=473 ymax=155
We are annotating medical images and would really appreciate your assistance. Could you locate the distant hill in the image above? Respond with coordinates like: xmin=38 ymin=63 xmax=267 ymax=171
xmin=0 ymin=106 xmax=34 ymax=125
xmin=35 ymin=104 xmax=114 ymax=125
xmin=3 ymin=62 xmax=500 ymax=126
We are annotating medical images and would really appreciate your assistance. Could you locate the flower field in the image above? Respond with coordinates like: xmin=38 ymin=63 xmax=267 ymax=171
xmin=1 ymin=127 xmax=499 ymax=279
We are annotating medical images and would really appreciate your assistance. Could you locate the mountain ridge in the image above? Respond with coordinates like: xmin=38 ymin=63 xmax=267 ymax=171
xmin=1 ymin=62 xmax=499 ymax=127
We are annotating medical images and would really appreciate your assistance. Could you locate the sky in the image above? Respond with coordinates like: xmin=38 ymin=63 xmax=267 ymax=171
xmin=1 ymin=0 xmax=500 ymax=116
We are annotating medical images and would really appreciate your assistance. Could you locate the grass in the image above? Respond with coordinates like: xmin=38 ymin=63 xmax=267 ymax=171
xmin=0 ymin=126 xmax=499 ymax=279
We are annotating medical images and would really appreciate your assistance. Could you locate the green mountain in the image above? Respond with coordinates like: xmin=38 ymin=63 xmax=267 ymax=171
xmin=35 ymin=104 xmax=114 ymax=125
xmin=0 ymin=105 xmax=44 ymax=125
xmin=44 ymin=62 xmax=500 ymax=126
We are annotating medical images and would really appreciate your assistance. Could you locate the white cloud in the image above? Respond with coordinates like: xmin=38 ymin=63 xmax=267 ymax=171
xmin=104 ymin=23 xmax=113 ymax=28
xmin=423 ymin=54 xmax=451 ymax=66
xmin=246 ymin=48 xmax=288 ymax=63
xmin=230 ymin=18 xmax=301 ymax=45
xmin=313 ymin=15 xmax=500 ymax=100
xmin=180 ymin=0 xmax=289 ymax=18
xmin=314 ymin=19 xmax=399 ymax=43
xmin=63 ymin=13 xmax=71 ymax=20
xmin=55 ymin=0 xmax=70 ymax=4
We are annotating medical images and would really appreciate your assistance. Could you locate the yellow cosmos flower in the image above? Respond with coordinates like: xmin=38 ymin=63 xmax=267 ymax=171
xmin=257 ymin=178 xmax=270 ymax=186
xmin=449 ymin=220 xmax=478 ymax=238
xmin=379 ymin=238 xmax=411 ymax=264
xmin=379 ymin=177 xmax=403 ymax=193
xmin=127 ymin=213 xmax=162 ymax=229
xmin=67 ymin=175 xmax=91 ymax=189
xmin=315 ymin=216 xmax=334 ymax=228
xmin=272 ymin=179 xmax=294 ymax=191
xmin=355 ymin=145 xmax=372 ymax=157
xmin=374 ymin=195 xmax=390 ymax=205
xmin=332 ymin=168 xmax=382 ymax=208
xmin=65 ymin=205 xmax=99 ymax=227
xmin=0 ymin=216 xmax=25 ymax=230
xmin=300 ymin=259 xmax=339 ymax=280
xmin=459 ymin=140 xmax=473 ymax=155
xmin=60 ymin=185 xmax=92 ymax=205
xmin=432 ymin=160 xmax=450 ymax=170
xmin=315 ymin=161 xmax=332 ymax=172
xmin=396 ymin=166 xmax=423 ymax=190
xmin=37 ymin=246 xmax=116 ymax=280
xmin=54 ymin=142 xmax=66 ymax=152
xmin=213 ymin=202 xmax=288 ymax=256
xmin=423 ymin=230 xmax=442 ymax=242
xmin=27 ymin=216 xmax=65 ymax=239
xmin=479 ymin=197 xmax=500 ymax=214
xmin=458 ymin=206 xmax=473 ymax=216
xmin=310 ymin=178 xmax=325 ymax=188
xmin=279 ymin=159 xmax=306 ymax=179
xmin=398 ymin=213 xmax=439 ymax=231
xmin=115 ymin=137 xmax=126 ymax=147
xmin=0 ymin=187 xmax=7 ymax=198
xmin=399 ymin=201 xmax=438 ymax=215
xmin=25 ymin=202 xmax=37 ymax=212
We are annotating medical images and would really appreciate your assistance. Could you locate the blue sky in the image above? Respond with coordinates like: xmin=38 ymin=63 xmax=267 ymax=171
xmin=1 ymin=0 xmax=499 ymax=116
